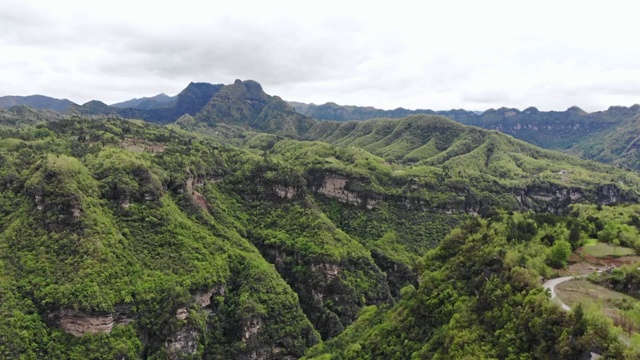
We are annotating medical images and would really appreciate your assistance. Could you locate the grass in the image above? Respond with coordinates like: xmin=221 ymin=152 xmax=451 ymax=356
xmin=584 ymin=238 xmax=598 ymax=246
xmin=556 ymin=279 xmax=640 ymax=333
xmin=582 ymin=242 xmax=636 ymax=257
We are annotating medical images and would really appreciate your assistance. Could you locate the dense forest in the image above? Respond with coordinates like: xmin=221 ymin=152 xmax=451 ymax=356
xmin=1 ymin=80 xmax=640 ymax=359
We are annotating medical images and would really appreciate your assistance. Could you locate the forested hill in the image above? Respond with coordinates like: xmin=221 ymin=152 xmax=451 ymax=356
xmin=292 ymin=100 xmax=640 ymax=170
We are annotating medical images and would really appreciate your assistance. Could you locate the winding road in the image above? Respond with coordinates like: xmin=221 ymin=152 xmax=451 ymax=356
xmin=543 ymin=275 xmax=582 ymax=311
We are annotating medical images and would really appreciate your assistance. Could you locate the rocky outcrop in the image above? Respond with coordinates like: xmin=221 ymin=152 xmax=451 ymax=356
xmin=175 ymin=284 xmax=226 ymax=320
xmin=597 ymin=184 xmax=623 ymax=205
xmin=312 ymin=262 xmax=341 ymax=279
xmin=51 ymin=306 xmax=133 ymax=336
xmin=242 ymin=317 xmax=262 ymax=342
xmin=195 ymin=284 xmax=225 ymax=308
xmin=186 ymin=176 xmax=209 ymax=211
xmin=315 ymin=176 xmax=378 ymax=209
xmin=371 ymin=250 xmax=418 ymax=298
xmin=517 ymin=183 xmax=633 ymax=213
xmin=275 ymin=185 xmax=297 ymax=199
xmin=166 ymin=327 xmax=199 ymax=356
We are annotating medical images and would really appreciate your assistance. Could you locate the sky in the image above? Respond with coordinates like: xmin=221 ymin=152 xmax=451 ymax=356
xmin=1 ymin=0 xmax=640 ymax=112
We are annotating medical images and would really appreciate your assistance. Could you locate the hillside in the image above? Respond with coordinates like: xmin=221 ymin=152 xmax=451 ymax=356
xmin=569 ymin=112 xmax=640 ymax=170
xmin=1 ymin=89 xmax=639 ymax=358
xmin=288 ymin=101 xmax=436 ymax=121
xmin=293 ymin=100 xmax=640 ymax=170
xmin=9 ymin=82 xmax=640 ymax=172
xmin=0 ymin=105 xmax=66 ymax=127
xmin=304 ymin=211 xmax=631 ymax=359
xmin=0 ymin=95 xmax=77 ymax=112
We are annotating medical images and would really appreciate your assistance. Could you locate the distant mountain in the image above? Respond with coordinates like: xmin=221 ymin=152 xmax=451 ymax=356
xmin=185 ymin=79 xmax=316 ymax=137
xmin=111 ymin=93 xmax=176 ymax=109
xmin=69 ymin=82 xmax=224 ymax=124
xmin=0 ymin=95 xmax=77 ymax=112
xmin=289 ymin=101 xmax=437 ymax=121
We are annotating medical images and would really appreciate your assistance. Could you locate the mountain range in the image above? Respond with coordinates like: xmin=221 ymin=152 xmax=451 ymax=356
xmin=1 ymin=80 xmax=639 ymax=358
xmin=5 ymin=83 xmax=640 ymax=171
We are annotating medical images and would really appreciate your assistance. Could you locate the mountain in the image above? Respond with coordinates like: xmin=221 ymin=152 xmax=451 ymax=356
xmin=0 ymin=95 xmax=77 ymax=112
xmin=111 ymin=93 xmax=176 ymax=109
xmin=183 ymin=79 xmax=316 ymax=137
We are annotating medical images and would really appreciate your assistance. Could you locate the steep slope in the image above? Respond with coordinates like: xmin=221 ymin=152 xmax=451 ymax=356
xmin=111 ymin=93 xmax=176 ymax=109
xmin=0 ymin=119 xmax=323 ymax=359
xmin=189 ymin=79 xmax=316 ymax=137
xmin=0 ymin=95 xmax=77 ymax=112
xmin=0 ymin=118 xmax=415 ymax=357
xmin=304 ymin=212 xmax=629 ymax=359
xmin=569 ymin=112 xmax=640 ymax=170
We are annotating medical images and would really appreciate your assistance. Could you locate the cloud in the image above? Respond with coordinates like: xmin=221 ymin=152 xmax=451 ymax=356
xmin=1 ymin=0 xmax=640 ymax=111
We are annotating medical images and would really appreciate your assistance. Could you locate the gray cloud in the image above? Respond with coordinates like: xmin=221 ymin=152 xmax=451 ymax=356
xmin=1 ymin=0 xmax=640 ymax=111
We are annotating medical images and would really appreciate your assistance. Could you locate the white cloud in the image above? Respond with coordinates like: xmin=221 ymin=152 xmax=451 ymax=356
xmin=1 ymin=0 xmax=640 ymax=111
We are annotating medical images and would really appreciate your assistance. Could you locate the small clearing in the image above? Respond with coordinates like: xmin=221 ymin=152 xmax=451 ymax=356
xmin=579 ymin=242 xmax=636 ymax=257
xmin=556 ymin=279 xmax=640 ymax=333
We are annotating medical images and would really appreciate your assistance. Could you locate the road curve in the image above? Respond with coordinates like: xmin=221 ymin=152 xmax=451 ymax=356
xmin=543 ymin=275 xmax=582 ymax=311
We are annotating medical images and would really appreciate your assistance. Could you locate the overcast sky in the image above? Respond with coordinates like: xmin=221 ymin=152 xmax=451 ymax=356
xmin=1 ymin=0 xmax=640 ymax=111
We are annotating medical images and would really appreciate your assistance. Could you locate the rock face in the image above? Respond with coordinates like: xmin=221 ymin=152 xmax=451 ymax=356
xmin=166 ymin=327 xmax=199 ymax=356
xmin=262 ymin=246 xmax=392 ymax=340
xmin=316 ymin=176 xmax=378 ymax=209
xmin=53 ymin=307 xmax=133 ymax=336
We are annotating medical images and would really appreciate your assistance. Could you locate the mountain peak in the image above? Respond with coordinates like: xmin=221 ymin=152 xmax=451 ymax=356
xmin=191 ymin=80 xmax=314 ymax=137
xmin=567 ymin=106 xmax=587 ymax=114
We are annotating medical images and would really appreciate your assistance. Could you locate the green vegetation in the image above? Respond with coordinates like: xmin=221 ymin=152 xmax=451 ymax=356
xmin=304 ymin=214 xmax=631 ymax=359
xmin=2 ymin=99 xmax=640 ymax=358
xmin=556 ymin=279 xmax=640 ymax=336
xmin=583 ymin=242 xmax=636 ymax=257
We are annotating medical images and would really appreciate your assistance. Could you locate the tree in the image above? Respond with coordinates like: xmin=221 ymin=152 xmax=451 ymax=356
xmin=612 ymin=238 xmax=620 ymax=256
xmin=548 ymin=239 xmax=571 ymax=268
xmin=569 ymin=225 xmax=581 ymax=249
